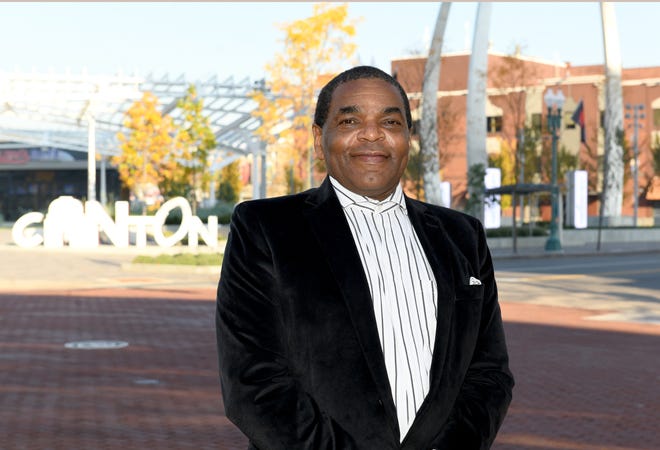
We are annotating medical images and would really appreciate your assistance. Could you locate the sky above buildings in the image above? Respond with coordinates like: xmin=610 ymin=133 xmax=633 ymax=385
xmin=1 ymin=2 xmax=659 ymax=83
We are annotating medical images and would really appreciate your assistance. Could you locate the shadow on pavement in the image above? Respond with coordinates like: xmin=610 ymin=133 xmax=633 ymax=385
xmin=495 ymin=320 xmax=659 ymax=450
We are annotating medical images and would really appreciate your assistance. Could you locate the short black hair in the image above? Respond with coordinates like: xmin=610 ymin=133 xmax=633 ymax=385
xmin=313 ymin=65 xmax=412 ymax=129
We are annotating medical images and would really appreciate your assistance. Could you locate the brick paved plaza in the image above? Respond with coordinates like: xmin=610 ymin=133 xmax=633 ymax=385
xmin=0 ymin=243 xmax=658 ymax=449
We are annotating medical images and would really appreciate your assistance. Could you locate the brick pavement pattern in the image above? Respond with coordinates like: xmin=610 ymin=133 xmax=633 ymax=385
xmin=496 ymin=303 xmax=660 ymax=450
xmin=1 ymin=287 xmax=658 ymax=449
xmin=0 ymin=287 xmax=248 ymax=450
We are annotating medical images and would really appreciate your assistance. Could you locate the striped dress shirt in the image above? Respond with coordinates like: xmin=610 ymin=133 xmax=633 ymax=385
xmin=330 ymin=177 xmax=438 ymax=440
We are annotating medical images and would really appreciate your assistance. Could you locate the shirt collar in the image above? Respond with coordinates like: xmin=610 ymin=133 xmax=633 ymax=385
xmin=329 ymin=176 xmax=407 ymax=215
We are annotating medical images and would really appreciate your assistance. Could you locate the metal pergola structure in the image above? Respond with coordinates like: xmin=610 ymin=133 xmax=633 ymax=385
xmin=0 ymin=69 xmax=270 ymax=203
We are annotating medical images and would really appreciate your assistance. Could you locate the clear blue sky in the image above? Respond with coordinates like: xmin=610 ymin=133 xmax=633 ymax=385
xmin=1 ymin=2 xmax=658 ymax=82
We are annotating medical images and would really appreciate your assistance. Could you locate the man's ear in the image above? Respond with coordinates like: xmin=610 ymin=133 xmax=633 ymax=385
xmin=312 ymin=124 xmax=325 ymax=160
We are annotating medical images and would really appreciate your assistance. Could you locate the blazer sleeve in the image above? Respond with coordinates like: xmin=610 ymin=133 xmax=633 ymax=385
xmin=431 ymin=220 xmax=514 ymax=450
xmin=215 ymin=202 xmax=358 ymax=450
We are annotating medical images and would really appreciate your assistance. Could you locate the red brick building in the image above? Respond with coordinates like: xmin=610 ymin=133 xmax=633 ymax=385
xmin=392 ymin=51 xmax=660 ymax=224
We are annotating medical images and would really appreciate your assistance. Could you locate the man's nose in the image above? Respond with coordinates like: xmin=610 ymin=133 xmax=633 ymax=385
xmin=357 ymin=121 xmax=384 ymax=142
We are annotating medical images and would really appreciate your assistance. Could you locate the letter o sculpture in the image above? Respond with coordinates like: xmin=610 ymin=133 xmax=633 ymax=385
xmin=152 ymin=197 xmax=192 ymax=247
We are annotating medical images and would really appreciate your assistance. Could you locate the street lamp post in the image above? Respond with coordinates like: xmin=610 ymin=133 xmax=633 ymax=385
xmin=544 ymin=88 xmax=565 ymax=252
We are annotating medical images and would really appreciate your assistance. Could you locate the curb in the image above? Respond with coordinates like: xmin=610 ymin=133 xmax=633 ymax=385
xmin=121 ymin=263 xmax=222 ymax=275
xmin=491 ymin=246 xmax=660 ymax=261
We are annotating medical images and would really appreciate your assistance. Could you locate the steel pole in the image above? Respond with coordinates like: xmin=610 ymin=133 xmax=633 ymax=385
xmin=545 ymin=108 xmax=562 ymax=252
xmin=100 ymin=156 xmax=107 ymax=205
xmin=87 ymin=115 xmax=96 ymax=202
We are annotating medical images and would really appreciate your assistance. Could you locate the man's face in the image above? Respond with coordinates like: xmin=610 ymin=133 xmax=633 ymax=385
xmin=313 ymin=78 xmax=410 ymax=201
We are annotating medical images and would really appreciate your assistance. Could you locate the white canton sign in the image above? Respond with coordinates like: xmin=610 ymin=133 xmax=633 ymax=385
xmin=12 ymin=196 xmax=218 ymax=249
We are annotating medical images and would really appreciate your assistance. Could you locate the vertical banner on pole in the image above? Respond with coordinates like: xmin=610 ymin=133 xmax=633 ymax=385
xmin=440 ymin=181 xmax=452 ymax=209
xmin=484 ymin=167 xmax=501 ymax=229
xmin=566 ymin=170 xmax=588 ymax=229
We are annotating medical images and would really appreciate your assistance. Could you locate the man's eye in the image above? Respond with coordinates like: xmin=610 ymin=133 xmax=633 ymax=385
xmin=339 ymin=118 xmax=358 ymax=125
xmin=383 ymin=119 xmax=402 ymax=126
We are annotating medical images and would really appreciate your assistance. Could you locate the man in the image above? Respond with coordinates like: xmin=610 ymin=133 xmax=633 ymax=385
xmin=216 ymin=66 xmax=513 ymax=450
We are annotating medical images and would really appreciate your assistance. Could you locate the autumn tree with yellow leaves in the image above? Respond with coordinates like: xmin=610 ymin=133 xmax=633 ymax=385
xmin=114 ymin=86 xmax=216 ymax=214
xmin=252 ymin=3 xmax=358 ymax=194
xmin=168 ymin=85 xmax=217 ymax=214
xmin=113 ymin=92 xmax=177 ymax=211
xmin=217 ymin=161 xmax=242 ymax=204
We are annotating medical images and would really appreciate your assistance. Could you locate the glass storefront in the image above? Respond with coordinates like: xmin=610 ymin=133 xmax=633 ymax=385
xmin=0 ymin=145 xmax=121 ymax=221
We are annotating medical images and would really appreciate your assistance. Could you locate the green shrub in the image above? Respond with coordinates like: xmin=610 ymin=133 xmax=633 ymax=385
xmin=164 ymin=201 xmax=234 ymax=225
xmin=132 ymin=253 xmax=223 ymax=266
xmin=198 ymin=202 xmax=234 ymax=224
xmin=486 ymin=225 xmax=548 ymax=238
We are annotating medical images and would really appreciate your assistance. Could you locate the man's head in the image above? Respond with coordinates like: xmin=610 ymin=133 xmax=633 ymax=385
xmin=314 ymin=66 xmax=412 ymax=130
xmin=313 ymin=66 xmax=412 ymax=201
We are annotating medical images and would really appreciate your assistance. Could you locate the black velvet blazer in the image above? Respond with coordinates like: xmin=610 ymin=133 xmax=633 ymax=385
xmin=216 ymin=177 xmax=513 ymax=450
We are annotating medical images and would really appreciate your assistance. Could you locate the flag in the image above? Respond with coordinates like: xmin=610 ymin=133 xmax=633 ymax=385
xmin=571 ymin=99 xmax=585 ymax=143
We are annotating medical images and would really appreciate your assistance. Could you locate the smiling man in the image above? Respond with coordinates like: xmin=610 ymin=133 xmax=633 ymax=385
xmin=216 ymin=66 xmax=513 ymax=450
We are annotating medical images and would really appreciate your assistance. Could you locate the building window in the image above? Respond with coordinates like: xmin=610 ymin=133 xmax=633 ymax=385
xmin=600 ymin=110 xmax=605 ymax=128
xmin=565 ymin=111 xmax=576 ymax=129
xmin=486 ymin=116 xmax=502 ymax=133
xmin=531 ymin=113 xmax=542 ymax=132
xmin=654 ymin=108 xmax=660 ymax=129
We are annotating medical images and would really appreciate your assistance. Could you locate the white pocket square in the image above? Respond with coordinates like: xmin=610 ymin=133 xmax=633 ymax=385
xmin=469 ymin=276 xmax=482 ymax=286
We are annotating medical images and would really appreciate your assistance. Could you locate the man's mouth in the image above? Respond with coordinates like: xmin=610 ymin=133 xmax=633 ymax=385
xmin=352 ymin=152 xmax=388 ymax=163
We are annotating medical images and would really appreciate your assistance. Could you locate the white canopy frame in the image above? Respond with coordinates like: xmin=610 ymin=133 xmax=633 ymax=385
xmin=0 ymin=70 xmax=270 ymax=203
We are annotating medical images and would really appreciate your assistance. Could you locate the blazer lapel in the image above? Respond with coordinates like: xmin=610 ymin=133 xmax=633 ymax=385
xmin=303 ymin=179 xmax=400 ymax=434
xmin=405 ymin=198 xmax=457 ymax=387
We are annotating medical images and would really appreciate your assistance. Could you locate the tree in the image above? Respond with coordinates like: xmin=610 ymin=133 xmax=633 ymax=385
xmin=521 ymin=125 xmax=542 ymax=184
xmin=652 ymin=135 xmax=660 ymax=174
xmin=539 ymin=141 xmax=578 ymax=187
xmin=252 ymin=3 xmax=358 ymax=193
xmin=403 ymin=140 xmax=424 ymax=199
xmin=490 ymin=48 xmax=541 ymax=219
xmin=464 ymin=163 xmax=486 ymax=219
xmin=490 ymin=50 xmax=540 ymax=152
xmin=217 ymin=161 xmax=242 ymax=204
xmin=488 ymin=141 xmax=516 ymax=209
xmin=558 ymin=146 xmax=579 ymax=186
xmin=170 ymin=84 xmax=217 ymax=214
xmin=419 ymin=2 xmax=451 ymax=206
xmin=580 ymin=134 xmax=603 ymax=194
xmin=645 ymin=135 xmax=660 ymax=199
xmin=113 ymin=92 xmax=177 ymax=212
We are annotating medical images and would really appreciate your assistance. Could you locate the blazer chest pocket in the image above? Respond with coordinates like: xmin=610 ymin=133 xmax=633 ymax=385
xmin=454 ymin=283 xmax=484 ymax=302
